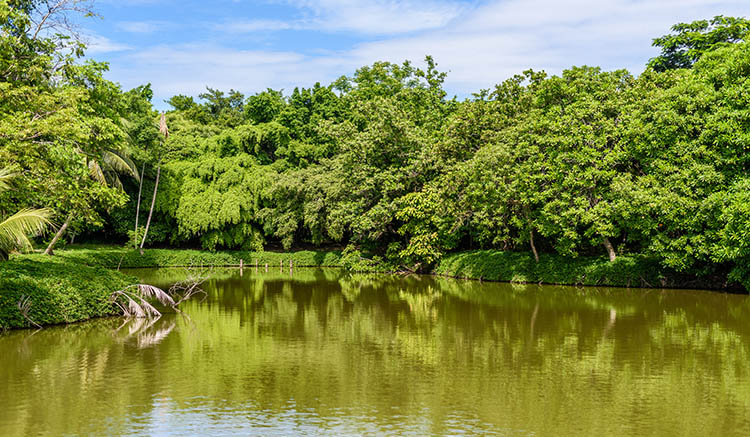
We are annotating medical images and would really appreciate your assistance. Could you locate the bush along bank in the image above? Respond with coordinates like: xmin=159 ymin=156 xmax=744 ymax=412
xmin=16 ymin=247 xmax=344 ymax=270
xmin=0 ymin=257 xmax=137 ymax=330
xmin=434 ymin=250 xmax=742 ymax=291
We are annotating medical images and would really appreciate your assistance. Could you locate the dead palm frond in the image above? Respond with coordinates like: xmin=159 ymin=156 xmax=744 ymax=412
xmin=137 ymin=321 xmax=175 ymax=348
xmin=17 ymin=295 xmax=42 ymax=329
xmin=138 ymin=284 xmax=176 ymax=306
xmin=109 ymin=271 xmax=206 ymax=320
xmin=159 ymin=113 xmax=169 ymax=139
xmin=110 ymin=284 xmax=175 ymax=319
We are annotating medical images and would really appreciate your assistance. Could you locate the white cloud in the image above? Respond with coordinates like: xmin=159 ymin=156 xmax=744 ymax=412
xmin=293 ymin=0 xmax=467 ymax=34
xmin=223 ymin=0 xmax=468 ymax=35
xmin=116 ymin=21 xmax=169 ymax=34
xmin=84 ymin=34 xmax=132 ymax=54
xmin=97 ymin=0 xmax=750 ymax=107
xmin=111 ymin=45 xmax=313 ymax=98
xmin=220 ymin=19 xmax=296 ymax=33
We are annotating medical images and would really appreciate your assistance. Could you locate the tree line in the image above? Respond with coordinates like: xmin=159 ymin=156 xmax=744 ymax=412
xmin=1 ymin=1 xmax=749 ymax=288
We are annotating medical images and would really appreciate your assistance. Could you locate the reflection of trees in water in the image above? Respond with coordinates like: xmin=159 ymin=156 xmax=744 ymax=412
xmin=1 ymin=271 xmax=750 ymax=435
xmin=176 ymin=270 xmax=750 ymax=432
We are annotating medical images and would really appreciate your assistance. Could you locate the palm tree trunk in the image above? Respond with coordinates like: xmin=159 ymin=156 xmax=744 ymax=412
xmin=134 ymin=162 xmax=145 ymax=249
xmin=140 ymin=164 xmax=160 ymax=254
xmin=45 ymin=213 xmax=72 ymax=255
xmin=603 ymin=237 xmax=617 ymax=261
xmin=529 ymin=229 xmax=539 ymax=263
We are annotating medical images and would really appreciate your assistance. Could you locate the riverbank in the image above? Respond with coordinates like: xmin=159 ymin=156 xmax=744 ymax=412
xmin=22 ymin=246 xmax=344 ymax=269
xmin=0 ymin=257 xmax=136 ymax=330
xmin=435 ymin=250 xmax=737 ymax=290
xmin=2 ymin=246 xmax=742 ymax=330
xmin=1 ymin=247 xmax=345 ymax=329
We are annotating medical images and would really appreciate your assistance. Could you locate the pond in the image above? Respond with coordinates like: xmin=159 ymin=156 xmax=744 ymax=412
xmin=1 ymin=268 xmax=749 ymax=435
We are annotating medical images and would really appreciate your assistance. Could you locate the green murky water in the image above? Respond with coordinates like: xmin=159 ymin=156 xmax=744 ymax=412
xmin=2 ymin=268 xmax=750 ymax=436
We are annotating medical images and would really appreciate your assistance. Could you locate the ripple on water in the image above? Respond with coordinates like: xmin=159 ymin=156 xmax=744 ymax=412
xmin=2 ymin=268 xmax=750 ymax=436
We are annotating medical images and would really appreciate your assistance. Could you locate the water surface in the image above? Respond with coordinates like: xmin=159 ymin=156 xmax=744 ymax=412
xmin=2 ymin=268 xmax=749 ymax=435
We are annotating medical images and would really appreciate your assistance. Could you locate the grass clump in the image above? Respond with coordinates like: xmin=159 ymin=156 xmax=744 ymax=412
xmin=0 ymin=257 xmax=137 ymax=329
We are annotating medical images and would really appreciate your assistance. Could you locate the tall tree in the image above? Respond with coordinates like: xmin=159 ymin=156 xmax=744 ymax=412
xmin=648 ymin=15 xmax=750 ymax=71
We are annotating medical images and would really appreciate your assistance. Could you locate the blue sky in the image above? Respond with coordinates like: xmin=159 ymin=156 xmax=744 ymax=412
xmin=81 ymin=0 xmax=749 ymax=109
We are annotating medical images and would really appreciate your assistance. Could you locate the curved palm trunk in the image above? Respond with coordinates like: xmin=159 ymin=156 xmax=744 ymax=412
xmin=529 ymin=229 xmax=539 ymax=263
xmin=44 ymin=213 xmax=72 ymax=255
xmin=603 ymin=237 xmax=617 ymax=262
xmin=139 ymin=164 xmax=160 ymax=254
xmin=134 ymin=162 xmax=146 ymax=249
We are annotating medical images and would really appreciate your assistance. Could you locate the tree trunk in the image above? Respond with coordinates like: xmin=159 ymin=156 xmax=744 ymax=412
xmin=140 ymin=164 xmax=161 ymax=254
xmin=529 ymin=229 xmax=539 ymax=263
xmin=44 ymin=213 xmax=72 ymax=255
xmin=603 ymin=237 xmax=617 ymax=261
xmin=134 ymin=162 xmax=145 ymax=249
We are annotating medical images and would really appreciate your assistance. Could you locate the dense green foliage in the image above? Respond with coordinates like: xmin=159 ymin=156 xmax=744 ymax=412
xmin=0 ymin=257 xmax=136 ymax=329
xmin=435 ymin=250 xmax=731 ymax=290
xmin=1 ymin=2 xmax=749 ymax=292
xmin=649 ymin=15 xmax=750 ymax=71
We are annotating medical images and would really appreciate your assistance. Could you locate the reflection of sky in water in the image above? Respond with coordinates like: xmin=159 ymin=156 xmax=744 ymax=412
xmin=1 ymin=268 xmax=750 ymax=436
xmin=133 ymin=399 xmax=501 ymax=436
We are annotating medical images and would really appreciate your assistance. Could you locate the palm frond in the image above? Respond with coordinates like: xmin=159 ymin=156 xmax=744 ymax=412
xmin=103 ymin=150 xmax=140 ymax=181
xmin=0 ymin=166 xmax=18 ymax=193
xmin=137 ymin=284 xmax=175 ymax=306
xmin=159 ymin=113 xmax=169 ymax=139
xmin=88 ymin=160 xmax=107 ymax=185
xmin=113 ymin=175 xmax=125 ymax=191
xmin=0 ymin=208 xmax=52 ymax=254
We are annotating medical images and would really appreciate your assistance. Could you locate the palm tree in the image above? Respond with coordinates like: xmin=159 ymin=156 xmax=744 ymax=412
xmin=140 ymin=113 xmax=168 ymax=253
xmin=44 ymin=149 xmax=139 ymax=255
xmin=0 ymin=167 xmax=52 ymax=260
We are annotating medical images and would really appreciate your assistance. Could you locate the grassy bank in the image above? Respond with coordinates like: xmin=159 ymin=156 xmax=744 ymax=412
xmin=0 ymin=257 xmax=137 ymax=330
xmin=2 ymin=246 xmax=739 ymax=330
xmin=434 ymin=250 xmax=734 ymax=290
xmin=18 ymin=246 xmax=344 ymax=269
xmin=2 ymin=247 xmax=343 ymax=329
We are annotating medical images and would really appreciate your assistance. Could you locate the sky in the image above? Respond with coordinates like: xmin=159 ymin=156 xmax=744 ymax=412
xmin=80 ymin=0 xmax=750 ymax=109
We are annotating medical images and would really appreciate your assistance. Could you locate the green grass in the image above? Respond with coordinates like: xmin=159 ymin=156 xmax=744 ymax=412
xmin=0 ymin=257 xmax=137 ymax=330
xmin=16 ymin=246 xmax=344 ymax=269
xmin=435 ymin=250 xmax=705 ymax=288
